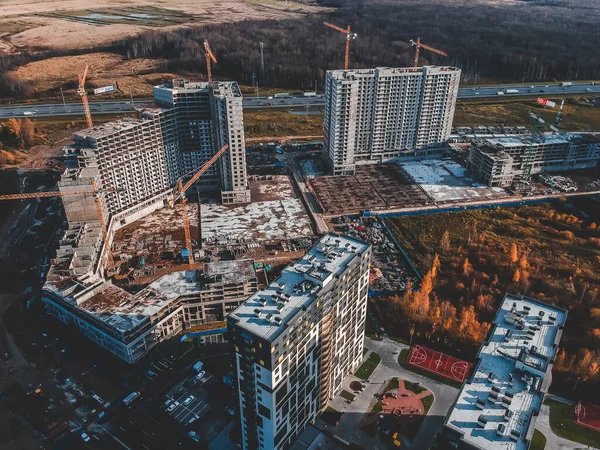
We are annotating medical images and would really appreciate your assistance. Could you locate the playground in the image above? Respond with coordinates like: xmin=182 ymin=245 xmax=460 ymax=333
xmin=407 ymin=345 xmax=472 ymax=383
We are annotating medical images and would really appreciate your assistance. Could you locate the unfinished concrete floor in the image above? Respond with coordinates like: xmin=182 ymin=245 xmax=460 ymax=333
xmin=309 ymin=164 xmax=432 ymax=215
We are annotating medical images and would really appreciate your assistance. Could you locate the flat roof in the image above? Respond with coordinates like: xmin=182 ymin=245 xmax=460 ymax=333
xmin=329 ymin=65 xmax=460 ymax=81
xmin=73 ymin=113 xmax=165 ymax=140
xmin=229 ymin=234 xmax=369 ymax=341
xmin=480 ymin=133 xmax=600 ymax=149
xmin=204 ymin=259 xmax=255 ymax=284
xmin=445 ymin=294 xmax=567 ymax=450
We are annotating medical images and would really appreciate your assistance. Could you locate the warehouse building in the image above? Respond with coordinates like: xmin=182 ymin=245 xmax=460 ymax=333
xmin=442 ymin=294 xmax=567 ymax=450
xmin=228 ymin=234 xmax=372 ymax=450
xmin=467 ymin=134 xmax=600 ymax=187
xmin=323 ymin=66 xmax=460 ymax=175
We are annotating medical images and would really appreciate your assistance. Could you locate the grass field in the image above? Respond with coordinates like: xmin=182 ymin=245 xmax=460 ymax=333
xmin=398 ymin=349 xmax=462 ymax=389
xmin=454 ymin=98 xmax=600 ymax=131
xmin=355 ymin=351 xmax=381 ymax=380
xmin=545 ymin=399 xmax=600 ymax=448
xmin=243 ymin=110 xmax=323 ymax=138
xmin=530 ymin=429 xmax=547 ymax=450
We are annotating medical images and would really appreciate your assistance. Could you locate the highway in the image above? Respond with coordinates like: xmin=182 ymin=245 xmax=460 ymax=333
xmin=0 ymin=82 xmax=598 ymax=119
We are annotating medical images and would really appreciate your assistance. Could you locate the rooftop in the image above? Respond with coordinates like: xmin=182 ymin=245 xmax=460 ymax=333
xmin=329 ymin=65 xmax=461 ymax=81
xmin=229 ymin=234 xmax=369 ymax=341
xmin=73 ymin=112 xmax=165 ymax=141
xmin=445 ymin=294 xmax=567 ymax=450
xmin=479 ymin=133 xmax=600 ymax=150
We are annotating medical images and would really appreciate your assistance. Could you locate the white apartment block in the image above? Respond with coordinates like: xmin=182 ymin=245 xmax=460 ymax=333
xmin=324 ymin=66 xmax=461 ymax=175
xmin=228 ymin=234 xmax=372 ymax=450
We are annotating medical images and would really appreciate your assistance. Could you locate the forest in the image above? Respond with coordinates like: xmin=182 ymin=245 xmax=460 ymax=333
xmin=381 ymin=200 xmax=600 ymax=401
xmin=109 ymin=0 xmax=600 ymax=89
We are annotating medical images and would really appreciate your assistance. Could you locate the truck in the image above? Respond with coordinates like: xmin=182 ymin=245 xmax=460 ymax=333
xmin=273 ymin=93 xmax=291 ymax=98
xmin=505 ymin=89 xmax=519 ymax=94
xmin=122 ymin=391 xmax=140 ymax=407
xmin=302 ymin=92 xmax=317 ymax=97
xmin=497 ymin=91 xmax=505 ymax=95
xmin=193 ymin=361 xmax=204 ymax=372
xmin=561 ymin=81 xmax=572 ymax=87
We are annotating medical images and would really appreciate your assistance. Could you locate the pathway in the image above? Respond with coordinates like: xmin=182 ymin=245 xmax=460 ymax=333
xmin=536 ymin=404 xmax=597 ymax=450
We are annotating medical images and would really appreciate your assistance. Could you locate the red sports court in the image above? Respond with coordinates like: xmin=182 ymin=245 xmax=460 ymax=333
xmin=575 ymin=401 xmax=600 ymax=432
xmin=407 ymin=344 xmax=472 ymax=382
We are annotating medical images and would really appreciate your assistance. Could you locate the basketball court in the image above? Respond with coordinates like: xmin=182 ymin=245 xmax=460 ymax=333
xmin=407 ymin=345 xmax=472 ymax=382
xmin=575 ymin=401 xmax=600 ymax=432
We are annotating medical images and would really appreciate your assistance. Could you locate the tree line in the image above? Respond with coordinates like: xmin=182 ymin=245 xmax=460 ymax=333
xmin=110 ymin=0 xmax=600 ymax=89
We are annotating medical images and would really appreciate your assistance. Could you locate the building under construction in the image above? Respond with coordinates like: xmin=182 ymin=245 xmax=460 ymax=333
xmin=43 ymin=257 xmax=258 ymax=363
xmin=467 ymin=134 xmax=600 ymax=187
xmin=42 ymin=79 xmax=256 ymax=362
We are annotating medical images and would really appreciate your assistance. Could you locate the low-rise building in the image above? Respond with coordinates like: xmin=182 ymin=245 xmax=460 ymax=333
xmin=467 ymin=134 xmax=600 ymax=187
xmin=442 ymin=294 xmax=567 ymax=450
xmin=43 ymin=247 xmax=258 ymax=363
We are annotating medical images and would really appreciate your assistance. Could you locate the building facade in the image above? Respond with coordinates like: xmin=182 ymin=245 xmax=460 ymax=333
xmin=43 ymin=255 xmax=258 ymax=364
xmin=228 ymin=234 xmax=372 ymax=450
xmin=323 ymin=66 xmax=460 ymax=175
xmin=59 ymin=79 xmax=250 ymax=230
xmin=467 ymin=134 xmax=600 ymax=187
xmin=442 ymin=294 xmax=567 ymax=450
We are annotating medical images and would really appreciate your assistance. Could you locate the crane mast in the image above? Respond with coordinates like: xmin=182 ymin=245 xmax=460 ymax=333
xmin=78 ymin=64 xmax=93 ymax=128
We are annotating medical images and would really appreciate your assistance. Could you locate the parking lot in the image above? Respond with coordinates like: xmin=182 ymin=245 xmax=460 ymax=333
xmin=162 ymin=373 xmax=213 ymax=427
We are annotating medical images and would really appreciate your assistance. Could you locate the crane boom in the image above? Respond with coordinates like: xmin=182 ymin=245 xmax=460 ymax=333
xmin=168 ymin=144 xmax=229 ymax=268
xmin=410 ymin=37 xmax=448 ymax=68
xmin=0 ymin=183 xmax=122 ymax=264
xmin=78 ymin=64 xmax=93 ymax=128
xmin=323 ymin=21 xmax=357 ymax=70
xmin=204 ymin=41 xmax=218 ymax=82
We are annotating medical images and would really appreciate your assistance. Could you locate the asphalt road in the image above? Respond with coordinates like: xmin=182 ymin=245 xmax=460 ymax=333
xmin=1 ymin=83 xmax=598 ymax=119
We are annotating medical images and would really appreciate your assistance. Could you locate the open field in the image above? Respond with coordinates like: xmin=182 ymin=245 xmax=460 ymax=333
xmin=0 ymin=0 xmax=323 ymax=52
xmin=9 ymin=52 xmax=174 ymax=99
xmin=244 ymin=110 xmax=323 ymax=138
xmin=455 ymin=98 xmax=600 ymax=131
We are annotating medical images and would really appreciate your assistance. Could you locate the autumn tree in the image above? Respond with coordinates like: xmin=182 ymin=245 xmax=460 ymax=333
xmin=431 ymin=253 xmax=441 ymax=279
xmin=440 ymin=230 xmax=450 ymax=253
xmin=510 ymin=243 xmax=519 ymax=263
xmin=519 ymin=254 xmax=529 ymax=270
xmin=21 ymin=119 xmax=35 ymax=147
xmin=5 ymin=118 xmax=21 ymax=136
xmin=421 ymin=270 xmax=433 ymax=298
xmin=513 ymin=269 xmax=521 ymax=283
xmin=463 ymin=258 xmax=473 ymax=277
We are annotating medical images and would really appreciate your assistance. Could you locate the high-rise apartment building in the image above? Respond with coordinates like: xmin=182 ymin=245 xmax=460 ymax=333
xmin=59 ymin=79 xmax=250 ymax=231
xmin=228 ymin=234 xmax=371 ymax=450
xmin=324 ymin=66 xmax=461 ymax=175
xmin=154 ymin=79 xmax=251 ymax=204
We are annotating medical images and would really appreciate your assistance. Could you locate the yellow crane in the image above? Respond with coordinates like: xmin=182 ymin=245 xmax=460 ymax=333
xmin=323 ymin=22 xmax=357 ymax=70
xmin=168 ymin=144 xmax=229 ymax=269
xmin=204 ymin=40 xmax=218 ymax=82
xmin=78 ymin=64 xmax=93 ymax=128
xmin=409 ymin=37 xmax=448 ymax=68
xmin=0 ymin=181 xmax=122 ymax=262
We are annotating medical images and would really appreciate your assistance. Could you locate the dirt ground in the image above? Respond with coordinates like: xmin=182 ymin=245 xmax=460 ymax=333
xmin=0 ymin=0 xmax=324 ymax=52
xmin=10 ymin=52 xmax=175 ymax=99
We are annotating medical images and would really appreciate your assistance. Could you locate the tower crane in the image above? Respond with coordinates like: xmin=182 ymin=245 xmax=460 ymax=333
xmin=0 ymin=181 xmax=122 ymax=262
xmin=78 ymin=64 xmax=93 ymax=129
xmin=167 ymin=144 xmax=229 ymax=269
xmin=409 ymin=37 xmax=448 ymax=68
xmin=323 ymin=22 xmax=357 ymax=70
xmin=204 ymin=40 xmax=218 ymax=82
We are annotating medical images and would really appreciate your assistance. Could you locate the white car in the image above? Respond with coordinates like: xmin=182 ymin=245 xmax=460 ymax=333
xmin=81 ymin=432 xmax=91 ymax=442
xmin=196 ymin=370 xmax=206 ymax=380
xmin=167 ymin=402 xmax=179 ymax=412
xmin=183 ymin=395 xmax=195 ymax=406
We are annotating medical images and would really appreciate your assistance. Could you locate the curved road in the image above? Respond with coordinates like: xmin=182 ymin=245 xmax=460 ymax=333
xmin=1 ymin=82 xmax=599 ymax=119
